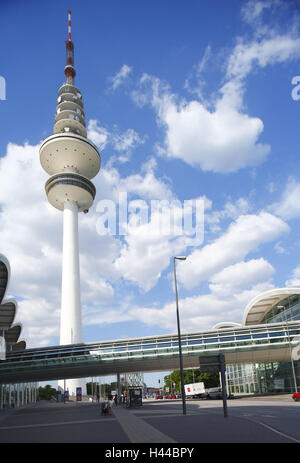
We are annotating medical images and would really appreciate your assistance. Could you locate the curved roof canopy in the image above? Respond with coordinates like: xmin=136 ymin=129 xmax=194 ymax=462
xmin=243 ymin=288 xmax=300 ymax=326
xmin=0 ymin=254 xmax=25 ymax=353
xmin=0 ymin=299 xmax=16 ymax=329
xmin=12 ymin=340 xmax=26 ymax=351
xmin=5 ymin=323 xmax=22 ymax=345
xmin=212 ymin=322 xmax=242 ymax=330
xmin=0 ymin=254 xmax=9 ymax=303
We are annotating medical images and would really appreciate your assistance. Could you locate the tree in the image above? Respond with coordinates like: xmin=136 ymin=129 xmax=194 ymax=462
xmin=38 ymin=384 xmax=57 ymax=400
xmin=164 ymin=369 xmax=219 ymax=392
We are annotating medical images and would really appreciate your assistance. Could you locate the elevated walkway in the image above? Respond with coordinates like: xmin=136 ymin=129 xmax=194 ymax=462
xmin=0 ymin=320 xmax=299 ymax=384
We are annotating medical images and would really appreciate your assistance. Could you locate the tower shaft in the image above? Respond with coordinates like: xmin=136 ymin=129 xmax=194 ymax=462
xmin=60 ymin=200 xmax=82 ymax=346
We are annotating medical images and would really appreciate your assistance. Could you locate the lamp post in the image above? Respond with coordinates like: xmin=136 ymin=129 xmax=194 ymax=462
xmin=278 ymin=304 xmax=297 ymax=393
xmin=173 ymin=256 xmax=187 ymax=415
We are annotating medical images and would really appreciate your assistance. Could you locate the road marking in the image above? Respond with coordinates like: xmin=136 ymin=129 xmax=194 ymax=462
xmin=256 ymin=421 xmax=300 ymax=443
xmin=0 ymin=417 xmax=116 ymax=431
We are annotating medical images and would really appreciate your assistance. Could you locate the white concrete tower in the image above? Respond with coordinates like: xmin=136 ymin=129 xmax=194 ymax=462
xmin=39 ymin=11 xmax=101 ymax=395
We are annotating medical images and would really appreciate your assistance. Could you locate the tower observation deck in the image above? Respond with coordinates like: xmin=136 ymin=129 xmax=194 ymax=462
xmin=39 ymin=11 xmax=101 ymax=395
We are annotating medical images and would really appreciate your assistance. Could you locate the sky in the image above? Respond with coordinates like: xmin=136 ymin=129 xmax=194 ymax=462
xmin=1 ymin=0 xmax=300 ymax=387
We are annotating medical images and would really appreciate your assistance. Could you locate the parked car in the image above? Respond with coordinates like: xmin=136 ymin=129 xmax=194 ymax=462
xmin=204 ymin=388 xmax=234 ymax=399
xmin=155 ymin=395 xmax=163 ymax=399
xmin=166 ymin=394 xmax=177 ymax=399
xmin=292 ymin=392 xmax=300 ymax=402
xmin=205 ymin=388 xmax=223 ymax=399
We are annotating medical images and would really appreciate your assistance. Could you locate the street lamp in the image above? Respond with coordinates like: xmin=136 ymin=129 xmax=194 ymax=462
xmin=173 ymin=256 xmax=187 ymax=415
xmin=277 ymin=304 xmax=298 ymax=393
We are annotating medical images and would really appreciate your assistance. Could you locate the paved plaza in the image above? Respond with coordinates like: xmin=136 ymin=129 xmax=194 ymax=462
xmin=0 ymin=396 xmax=299 ymax=444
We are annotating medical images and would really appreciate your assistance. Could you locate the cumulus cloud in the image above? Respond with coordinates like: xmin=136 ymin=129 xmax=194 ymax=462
xmin=87 ymin=120 xmax=109 ymax=150
xmin=206 ymin=197 xmax=252 ymax=233
xmin=87 ymin=119 xmax=145 ymax=163
xmin=130 ymin=5 xmax=300 ymax=175
xmin=226 ymin=34 xmax=300 ymax=83
xmin=285 ymin=265 xmax=300 ymax=287
xmin=109 ymin=64 xmax=132 ymax=91
xmin=269 ymin=177 xmax=300 ymax=220
xmin=114 ymin=207 xmax=187 ymax=291
xmin=176 ymin=211 xmax=289 ymax=290
xmin=132 ymin=73 xmax=270 ymax=173
xmin=128 ymin=280 xmax=275 ymax=332
xmin=209 ymin=258 xmax=275 ymax=296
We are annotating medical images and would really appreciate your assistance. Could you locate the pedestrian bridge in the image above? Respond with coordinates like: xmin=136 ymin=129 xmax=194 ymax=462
xmin=0 ymin=321 xmax=299 ymax=384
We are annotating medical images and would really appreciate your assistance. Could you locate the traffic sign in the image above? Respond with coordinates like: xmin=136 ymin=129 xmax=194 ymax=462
xmin=199 ymin=355 xmax=224 ymax=372
xmin=199 ymin=354 xmax=228 ymax=418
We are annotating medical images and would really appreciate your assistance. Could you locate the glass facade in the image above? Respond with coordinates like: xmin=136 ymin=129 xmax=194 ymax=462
xmin=0 ymin=382 xmax=37 ymax=409
xmin=260 ymin=295 xmax=300 ymax=324
xmin=227 ymin=295 xmax=300 ymax=395
xmin=227 ymin=360 xmax=300 ymax=394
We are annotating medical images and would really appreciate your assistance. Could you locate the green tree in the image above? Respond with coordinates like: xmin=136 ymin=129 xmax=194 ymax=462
xmin=164 ymin=369 xmax=219 ymax=392
xmin=38 ymin=384 xmax=57 ymax=400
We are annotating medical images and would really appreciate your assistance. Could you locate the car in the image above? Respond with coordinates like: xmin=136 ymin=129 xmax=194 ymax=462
xmin=204 ymin=388 xmax=234 ymax=400
xmin=292 ymin=392 xmax=300 ymax=402
xmin=166 ymin=394 xmax=177 ymax=399
xmin=205 ymin=388 xmax=223 ymax=399
xmin=155 ymin=395 xmax=163 ymax=399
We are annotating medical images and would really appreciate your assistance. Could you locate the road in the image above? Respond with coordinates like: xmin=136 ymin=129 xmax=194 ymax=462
xmin=0 ymin=396 xmax=299 ymax=444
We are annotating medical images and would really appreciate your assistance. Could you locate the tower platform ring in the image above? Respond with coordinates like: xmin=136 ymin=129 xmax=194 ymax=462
xmin=57 ymin=92 xmax=84 ymax=108
xmin=39 ymin=133 xmax=101 ymax=179
xmin=45 ymin=172 xmax=96 ymax=212
xmin=54 ymin=118 xmax=87 ymax=138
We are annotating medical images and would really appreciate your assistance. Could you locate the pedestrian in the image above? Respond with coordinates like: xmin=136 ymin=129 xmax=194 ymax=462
xmin=108 ymin=394 xmax=113 ymax=415
xmin=114 ymin=394 xmax=118 ymax=406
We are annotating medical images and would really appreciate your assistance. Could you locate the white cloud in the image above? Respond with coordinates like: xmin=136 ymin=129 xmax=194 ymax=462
xmin=87 ymin=119 xmax=145 ymax=163
xmin=241 ymin=0 xmax=273 ymax=25
xmin=184 ymin=45 xmax=212 ymax=101
xmin=114 ymin=205 xmax=187 ymax=291
xmin=130 ymin=12 xmax=300 ymax=175
xmin=176 ymin=211 xmax=289 ymax=289
xmin=285 ymin=265 xmax=300 ymax=287
xmin=133 ymin=73 xmax=270 ymax=173
xmin=206 ymin=197 xmax=252 ymax=233
xmin=109 ymin=64 xmax=132 ymax=91
xmin=269 ymin=177 xmax=300 ymax=220
xmin=209 ymin=258 xmax=275 ymax=296
xmin=226 ymin=35 xmax=300 ymax=82
xmin=87 ymin=120 xmax=109 ymax=150
xmin=128 ymin=280 xmax=275 ymax=332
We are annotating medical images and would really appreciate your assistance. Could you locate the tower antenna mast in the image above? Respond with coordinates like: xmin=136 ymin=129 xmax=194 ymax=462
xmin=65 ymin=10 xmax=76 ymax=84
xmin=68 ymin=9 xmax=72 ymax=40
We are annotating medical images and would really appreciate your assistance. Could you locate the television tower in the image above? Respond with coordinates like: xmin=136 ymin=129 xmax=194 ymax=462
xmin=39 ymin=11 xmax=101 ymax=395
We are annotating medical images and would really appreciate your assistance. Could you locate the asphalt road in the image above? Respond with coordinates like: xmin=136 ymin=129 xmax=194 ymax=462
xmin=0 ymin=396 xmax=299 ymax=444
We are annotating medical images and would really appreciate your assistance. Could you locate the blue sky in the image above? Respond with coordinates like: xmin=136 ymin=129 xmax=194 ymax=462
xmin=1 ymin=0 xmax=300 ymax=387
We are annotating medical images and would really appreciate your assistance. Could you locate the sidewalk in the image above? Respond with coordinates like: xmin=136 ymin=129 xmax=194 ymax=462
xmin=111 ymin=401 xmax=299 ymax=443
xmin=112 ymin=405 xmax=176 ymax=443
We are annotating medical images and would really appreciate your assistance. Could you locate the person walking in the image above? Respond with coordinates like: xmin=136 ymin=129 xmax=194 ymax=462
xmin=108 ymin=394 xmax=113 ymax=415
xmin=114 ymin=394 xmax=118 ymax=406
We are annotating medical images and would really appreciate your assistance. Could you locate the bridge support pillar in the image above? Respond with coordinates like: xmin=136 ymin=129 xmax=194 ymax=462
xmin=117 ymin=372 xmax=121 ymax=400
